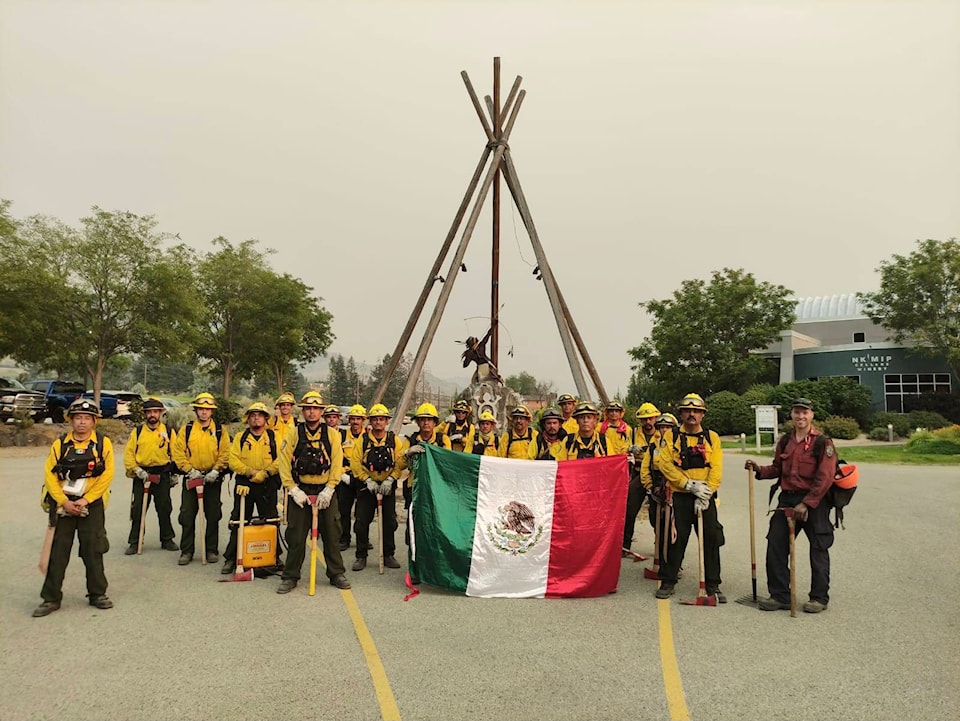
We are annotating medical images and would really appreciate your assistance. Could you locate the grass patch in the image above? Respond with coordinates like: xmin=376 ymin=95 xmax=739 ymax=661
xmin=742 ymin=444 xmax=959 ymax=465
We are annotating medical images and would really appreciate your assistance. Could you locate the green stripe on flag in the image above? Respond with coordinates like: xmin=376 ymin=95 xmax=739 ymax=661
xmin=411 ymin=444 xmax=481 ymax=592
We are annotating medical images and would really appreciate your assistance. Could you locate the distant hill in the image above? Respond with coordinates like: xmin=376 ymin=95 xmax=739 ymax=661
xmin=301 ymin=356 xmax=467 ymax=395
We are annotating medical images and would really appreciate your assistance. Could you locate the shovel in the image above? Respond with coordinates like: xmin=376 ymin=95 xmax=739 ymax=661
xmin=220 ymin=493 xmax=253 ymax=582
xmin=736 ymin=468 xmax=760 ymax=607
xmin=680 ymin=508 xmax=717 ymax=607
xmin=308 ymin=496 xmax=319 ymax=596
xmin=786 ymin=508 xmax=797 ymax=617
xmin=136 ymin=475 xmax=158 ymax=554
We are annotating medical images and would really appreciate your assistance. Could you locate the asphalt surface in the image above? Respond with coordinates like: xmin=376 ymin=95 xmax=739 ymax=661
xmin=1 ymin=448 xmax=957 ymax=721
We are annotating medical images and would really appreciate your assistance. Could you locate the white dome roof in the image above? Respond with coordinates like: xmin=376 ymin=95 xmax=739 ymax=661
xmin=795 ymin=294 xmax=866 ymax=322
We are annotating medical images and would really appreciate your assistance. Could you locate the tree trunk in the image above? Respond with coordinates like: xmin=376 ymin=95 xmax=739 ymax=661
xmin=222 ymin=361 xmax=232 ymax=398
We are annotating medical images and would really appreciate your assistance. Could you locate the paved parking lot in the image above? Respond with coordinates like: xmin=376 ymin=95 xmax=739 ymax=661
xmin=1 ymin=448 xmax=957 ymax=721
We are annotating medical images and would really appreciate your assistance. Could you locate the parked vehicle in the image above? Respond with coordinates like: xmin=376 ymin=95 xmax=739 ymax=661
xmin=24 ymin=379 xmax=85 ymax=422
xmin=81 ymin=390 xmax=142 ymax=419
xmin=0 ymin=377 xmax=47 ymax=422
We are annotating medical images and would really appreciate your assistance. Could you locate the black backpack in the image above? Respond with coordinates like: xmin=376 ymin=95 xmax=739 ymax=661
xmin=362 ymin=431 xmax=396 ymax=473
xmin=239 ymin=428 xmax=277 ymax=460
xmin=293 ymin=424 xmax=333 ymax=478
xmin=769 ymin=433 xmax=855 ymax=529
xmin=564 ymin=432 xmax=608 ymax=459
xmin=675 ymin=429 xmax=714 ymax=470
xmin=472 ymin=432 xmax=500 ymax=455
xmin=504 ymin=428 xmax=533 ymax=457
xmin=533 ymin=430 xmax=567 ymax=461
xmin=181 ymin=421 xmax=223 ymax=457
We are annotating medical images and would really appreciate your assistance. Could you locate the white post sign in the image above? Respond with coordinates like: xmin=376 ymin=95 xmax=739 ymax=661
xmin=753 ymin=405 xmax=780 ymax=452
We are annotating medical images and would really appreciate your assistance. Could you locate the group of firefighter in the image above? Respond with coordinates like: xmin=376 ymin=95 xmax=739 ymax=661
xmin=33 ymin=388 xmax=838 ymax=618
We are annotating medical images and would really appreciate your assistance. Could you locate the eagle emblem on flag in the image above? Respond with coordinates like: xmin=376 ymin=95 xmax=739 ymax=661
xmin=486 ymin=501 xmax=544 ymax=555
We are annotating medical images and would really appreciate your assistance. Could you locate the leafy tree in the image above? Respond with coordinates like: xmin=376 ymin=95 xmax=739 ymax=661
xmin=506 ymin=371 xmax=539 ymax=398
xmin=628 ymin=268 xmax=795 ymax=400
xmin=0 ymin=206 xmax=201 ymax=403
xmin=362 ymin=353 xmax=412 ymax=410
xmin=858 ymin=238 xmax=960 ymax=378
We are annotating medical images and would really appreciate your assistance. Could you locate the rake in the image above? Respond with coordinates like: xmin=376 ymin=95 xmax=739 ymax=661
xmin=220 ymin=494 xmax=253 ymax=582
xmin=679 ymin=509 xmax=716 ymax=607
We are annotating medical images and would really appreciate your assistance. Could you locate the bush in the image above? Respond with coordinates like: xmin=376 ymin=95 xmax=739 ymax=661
xmin=934 ymin=424 xmax=960 ymax=442
xmin=903 ymin=391 xmax=960 ymax=425
xmin=906 ymin=410 xmax=950 ymax=431
xmin=817 ymin=377 xmax=874 ymax=427
xmin=868 ymin=412 xmax=911 ymax=438
xmin=819 ymin=415 xmax=861 ymax=440
xmin=212 ymin=395 xmax=241 ymax=426
xmin=768 ymin=381 xmax=833 ymax=422
xmin=704 ymin=391 xmax=741 ymax=435
xmin=867 ymin=427 xmax=894 ymax=441
xmin=904 ymin=430 xmax=960 ymax=455
xmin=95 ymin=419 xmax=130 ymax=444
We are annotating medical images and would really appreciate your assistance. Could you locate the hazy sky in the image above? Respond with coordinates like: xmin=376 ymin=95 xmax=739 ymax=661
xmin=3 ymin=1 xmax=958 ymax=397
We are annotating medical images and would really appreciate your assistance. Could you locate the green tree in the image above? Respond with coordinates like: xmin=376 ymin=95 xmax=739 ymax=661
xmin=0 ymin=205 xmax=201 ymax=403
xmin=858 ymin=238 xmax=960 ymax=378
xmin=628 ymin=268 xmax=795 ymax=401
xmin=506 ymin=371 xmax=539 ymax=398
xmin=362 ymin=353 xmax=412 ymax=410
xmin=326 ymin=354 xmax=350 ymax=404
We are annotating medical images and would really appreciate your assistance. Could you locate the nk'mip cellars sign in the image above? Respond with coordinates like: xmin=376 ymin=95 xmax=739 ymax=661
xmin=752 ymin=405 xmax=780 ymax=451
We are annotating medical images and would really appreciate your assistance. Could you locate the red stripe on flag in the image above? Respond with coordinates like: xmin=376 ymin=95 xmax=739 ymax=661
xmin=546 ymin=455 xmax=628 ymax=598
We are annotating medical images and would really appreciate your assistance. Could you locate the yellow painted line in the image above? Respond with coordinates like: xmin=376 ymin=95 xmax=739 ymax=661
xmin=658 ymin=599 xmax=691 ymax=721
xmin=317 ymin=552 xmax=402 ymax=720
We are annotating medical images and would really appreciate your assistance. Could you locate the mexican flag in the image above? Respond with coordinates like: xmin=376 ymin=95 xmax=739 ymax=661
xmin=409 ymin=444 xmax=629 ymax=598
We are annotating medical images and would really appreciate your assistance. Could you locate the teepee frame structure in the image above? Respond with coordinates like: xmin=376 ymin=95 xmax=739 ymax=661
xmin=371 ymin=58 xmax=609 ymax=431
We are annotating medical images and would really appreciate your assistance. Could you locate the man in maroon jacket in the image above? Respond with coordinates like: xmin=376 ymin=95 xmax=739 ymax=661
xmin=745 ymin=398 xmax=838 ymax=614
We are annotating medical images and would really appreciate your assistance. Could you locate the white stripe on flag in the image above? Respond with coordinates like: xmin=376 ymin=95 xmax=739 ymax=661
xmin=466 ymin=456 xmax=557 ymax=598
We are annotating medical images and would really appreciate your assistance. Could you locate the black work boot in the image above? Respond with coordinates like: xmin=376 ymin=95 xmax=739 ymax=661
xmin=352 ymin=557 xmax=367 ymax=571
xmin=32 ymin=601 xmax=61 ymax=618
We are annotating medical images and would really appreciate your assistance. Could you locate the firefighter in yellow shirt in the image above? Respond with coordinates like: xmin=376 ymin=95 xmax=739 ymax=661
xmin=338 ymin=404 xmax=368 ymax=552
xmin=472 ymin=411 xmax=501 ymax=456
xmin=439 ymin=399 xmax=476 ymax=453
xmin=276 ymin=391 xmax=349 ymax=593
xmin=655 ymin=393 xmax=725 ymax=603
xmin=171 ymin=393 xmax=231 ymax=566
xmin=527 ymin=408 xmax=567 ymax=460
xmin=268 ymin=391 xmax=298 ymax=436
xmin=349 ymin=403 xmax=408 ymax=571
xmin=640 ymin=413 xmax=678 ymax=571
xmin=498 ymin=405 xmax=538 ymax=459
xmin=622 ymin=402 xmax=660 ymax=554
xmin=558 ymin=402 xmax=609 ymax=460
xmin=222 ymin=402 xmax=281 ymax=575
xmin=123 ymin=397 xmax=178 ymax=555
xmin=402 ymin=402 xmax=451 ymax=557
xmin=34 ymin=398 xmax=115 ymax=617
xmin=557 ymin=393 xmax=579 ymax=435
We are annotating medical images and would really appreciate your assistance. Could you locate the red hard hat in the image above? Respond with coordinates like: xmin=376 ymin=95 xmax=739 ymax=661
xmin=834 ymin=464 xmax=858 ymax=489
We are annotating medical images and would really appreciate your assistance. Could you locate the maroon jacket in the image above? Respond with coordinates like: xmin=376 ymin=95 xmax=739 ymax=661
xmin=756 ymin=428 xmax=836 ymax=509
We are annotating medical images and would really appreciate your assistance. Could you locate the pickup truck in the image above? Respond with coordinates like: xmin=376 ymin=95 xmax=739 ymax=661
xmin=25 ymin=380 xmax=85 ymax=422
xmin=81 ymin=390 xmax=142 ymax=419
xmin=0 ymin=377 xmax=47 ymax=422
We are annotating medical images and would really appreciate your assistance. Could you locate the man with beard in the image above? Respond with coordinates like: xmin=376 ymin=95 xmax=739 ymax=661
xmin=623 ymin=402 xmax=660 ymax=556
xmin=123 ymin=397 xmax=179 ymax=555
xmin=498 ymin=405 xmax=538 ymax=459
xmin=527 ymin=408 xmax=567 ymax=460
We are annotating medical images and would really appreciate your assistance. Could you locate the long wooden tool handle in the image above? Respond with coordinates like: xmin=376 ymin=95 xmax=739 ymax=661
xmin=309 ymin=503 xmax=319 ymax=596
xmin=137 ymin=482 xmax=150 ymax=554
xmin=377 ymin=495 xmax=384 ymax=575
xmin=747 ymin=469 xmax=757 ymax=599
xmin=788 ymin=516 xmax=797 ymax=618
xmin=696 ymin=509 xmax=707 ymax=598
xmin=237 ymin=493 xmax=246 ymax=572
xmin=39 ymin=524 xmax=55 ymax=574
xmin=198 ymin=486 xmax=206 ymax=564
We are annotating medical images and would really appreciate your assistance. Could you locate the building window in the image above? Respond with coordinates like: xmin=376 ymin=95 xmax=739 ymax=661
xmin=852 ymin=332 xmax=865 ymax=343
xmin=884 ymin=373 xmax=952 ymax=412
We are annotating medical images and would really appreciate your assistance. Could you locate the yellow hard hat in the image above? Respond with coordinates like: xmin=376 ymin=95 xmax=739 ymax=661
xmin=141 ymin=397 xmax=166 ymax=412
xmin=413 ymin=402 xmax=440 ymax=420
xmin=572 ymin=402 xmax=600 ymax=417
xmin=275 ymin=392 xmax=295 ymax=406
xmin=510 ymin=405 xmax=532 ymax=419
xmin=192 ymin=392 xmax=217 ymax=409
xmin=67 ymin=398 xmax=102 ymax=418
xmin=655 ymin=413 xmax=679 ymax=428
xmin=676 ymin=393 xmax=707 ymax=411
xmin=347 ymin=404 xmax=367 ymax=418
xmin=298 ymin=391 xmax=324 ymax=408
xmin=243 ymin=402 xmax=270 ymax=419
xmin=453 ymin=399 xmax=471 ymax=413
xmin=323 ymin=404 xmax=342 ymax=417
xmin=478 ymin=411 xmax=496 ymax=423
xmin=635 ymin=402 xmax=661 ymax=419
xmin=557 ymin=393 xmax=577 ymax=404
xmin=605 ymin=401 xmax=625 ymax=412
xmin=368 ymin=403 xmax=391 ymax=418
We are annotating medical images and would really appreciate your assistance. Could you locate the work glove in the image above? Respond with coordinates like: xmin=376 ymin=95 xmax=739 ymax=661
xmin=379 ymin=477 xmax=395 ymax=496
xmin=204 ymin=469 xmax=220 ymax=484
xmin=405 ymin=445 xmax=425 ymax=457
xmin=316 ymin=485 xmax=335 ymax=509
xmin=365 ymin=480 xmax=379 ymax=494
xmin=627 ymin=444 xmax=642 ymax=456
xmin=449 ymin=433 xmax=463 ymax=442
xmin=252 ymin=470 xmax=267 ymax=484
xmin=187 ymin=469 xmax=203 ymax=481
xmin=340 ymin=473 xmax=351 ymax=485
xmin=627 ymin=454 xmax=636 ymax=465
xmin=685 ymin=480 xmax=712 ymax=501
xmin=289 ymin=487 xmax=308 ymax=508
xmin=170 ymin=474 xmax=182 ymax=488
xmin=694 ymin=497 xmax=709 ymax=513
xmin=236 ymin=484 xmax=250 ymax=497
xmin=133 ymin=466 xmax=149 ymax=481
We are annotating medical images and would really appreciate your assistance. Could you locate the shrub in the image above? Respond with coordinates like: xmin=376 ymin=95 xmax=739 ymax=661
xmin=704 ymin=391 xmax=741 ymax=435
xmin=867 ymin=427 xmax=894 ymax=441
xmin=819 ymin=415 xmax=861 ymax=440
xmin=817 ymin=376 xmax=874 ymax=427
xmin=95 ymin=419 xmax=129 ymax=444
xmin=768 ymin=381 xmax=833 ymax=422
xmin=868 ymin=412 xmax=911 ymax=438
xmin=906 ymin=410 xmax=950 ymax=431
xmin=212 ymin=395 xmax=241 ymax=426
xmin=904 ymin=430 xmax=960 ymax=455
xmin=903 ymin=392 xmax=960 ymax=425
xmin=933 ymin=424 xmax=960 ymax=442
